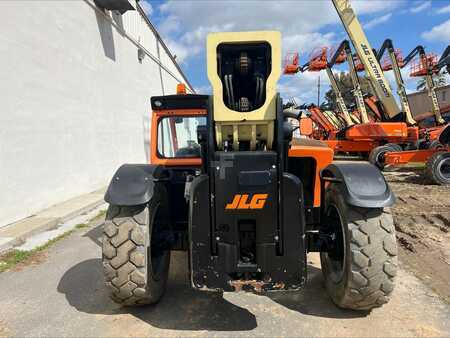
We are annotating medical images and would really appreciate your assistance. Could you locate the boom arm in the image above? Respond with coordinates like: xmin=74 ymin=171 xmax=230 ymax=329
xmin=308 ymin=105 xmax=339 ymax=133
xmin=403 ymin=45 xmax=445 ymax=124
xmin=301 ymin=60 xmax=354 ymax=127
xmin=376 ymin=39 xmax=416 ymax=125
xmin=332 ymin=0 xmax=400 ymax=119
xmin=334 ymin=40 xmax=369 ymax=123
xmin=325 ymin=68 xmax=354 ymax=127
xmin=436 ymin=45 xmax=450 ymax=74
xmin=328 ymin=40 xmax=369 ymax=124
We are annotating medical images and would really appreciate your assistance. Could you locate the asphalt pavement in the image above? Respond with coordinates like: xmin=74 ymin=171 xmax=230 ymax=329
xmin=0 ymin=220 xmax=449 ymax=337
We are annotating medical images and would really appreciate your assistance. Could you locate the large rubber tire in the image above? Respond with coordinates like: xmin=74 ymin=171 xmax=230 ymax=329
xmin=429 ymin=140 xmax=444 ymax=150
xmin=416 ymin=139 xmax=430 ymax=150
xmin=368 ymin=145 xmax=393 ymax=170
xmin=320 ymin=185 xmax=398 ymax=310
xmin=404 ymin=142 xmax=417 ymax=151
xmin=384 ymin=143 xmax=402 ymax=152
xmin=102 ymin=198 xmax=170 ymax=306
xmin=425 ymin=151 xmax=450 ymax=185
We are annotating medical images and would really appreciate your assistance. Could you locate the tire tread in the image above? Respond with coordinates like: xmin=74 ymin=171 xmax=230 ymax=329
xmin=321 ymin=186 xmax=398 ymax=311
xmin=103 ymin=205 xmax=161 ymax=306
xmin=342 ymin=207 xmax=397 ymax=310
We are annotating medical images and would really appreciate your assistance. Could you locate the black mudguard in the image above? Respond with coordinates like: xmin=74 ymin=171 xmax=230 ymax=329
xmin=104 ymin=164 xmax=168 ymax=206
xmin=438 ymin=124 xmax=450 ymax=146
xmin=321 ymin=161 xmax=395 ymax=208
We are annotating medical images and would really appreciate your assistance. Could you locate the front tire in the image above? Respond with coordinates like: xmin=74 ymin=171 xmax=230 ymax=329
xmin=368 ymin=145 xmax=394 ymax=170
xmin=384 ymin=143 xmax=402 ymax=152
xmin=425 ymin=151 xmax=450 ymax=185
xmin=102 ymin=199 xmax=170 ymax=306
xmin=320 ymin=185 xmax=398 ymax=310
xmin=429 ymin=140 xmax=444 ymax=150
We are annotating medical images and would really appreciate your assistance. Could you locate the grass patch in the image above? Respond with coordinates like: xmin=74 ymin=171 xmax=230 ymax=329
xmin=75 ymin=223 xmax=88 ymax=229
xmin=0 ymin=207 xmax=108 ymax=273
xmin=0 ymin=250 xmax=33 ymax=272
xmin=94 ymin=208 xmax=107 ymax=220
xmin=0 ymin=230 xmax=75 ymax=273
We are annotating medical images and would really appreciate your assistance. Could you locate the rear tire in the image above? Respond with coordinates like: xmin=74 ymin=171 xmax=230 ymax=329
xmin=368 ymin=145 xmax=393 ymax=170
xmin=102 ymin=198 xmax=170 ymax=306
xmin=320 ymin=185 xmax=397 ymax=310
xmin=425 ymin=151 xmax=450 ymax=185
xmin=384 ymin=143 xmax=402 ymax=152
xmin=416 ymin=139 xmax=430 ymax=150
xmin=429 ymin=140 xmax=444 ymax=150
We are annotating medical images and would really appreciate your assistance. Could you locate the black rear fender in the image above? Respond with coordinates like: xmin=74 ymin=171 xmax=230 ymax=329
xmin=104 ymin=164 xmax=169 ymax=206
xmin=320 ymin=161 xmax=395 ymax=208
xmin=438 ymin=124 xmax=450 ymax=146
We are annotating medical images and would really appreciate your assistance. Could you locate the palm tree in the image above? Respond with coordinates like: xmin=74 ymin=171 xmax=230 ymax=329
xmin=416 ymin=73 xmax=447 ymax=91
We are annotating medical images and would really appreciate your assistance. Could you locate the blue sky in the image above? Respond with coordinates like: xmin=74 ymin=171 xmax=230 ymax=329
xmin=141 ymin=0 xmax=450 ymax=104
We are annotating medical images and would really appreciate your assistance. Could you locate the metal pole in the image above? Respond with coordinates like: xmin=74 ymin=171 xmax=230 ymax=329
xmin=317 ymin=75 xmax=321 ymax=106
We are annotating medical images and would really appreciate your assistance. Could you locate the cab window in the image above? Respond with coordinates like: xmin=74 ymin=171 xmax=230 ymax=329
xmin=157 ymin=116 xmax=206 ymax=158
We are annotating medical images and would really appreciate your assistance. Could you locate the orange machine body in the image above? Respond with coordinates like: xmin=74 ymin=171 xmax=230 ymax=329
xmin=151 ymin=106 xmax=335 ymax=208
xmin=288 ymin=144 xmax=334 ymax=207
xmin=384 ymin=148 xmax=444 ymax=165
xmin=321 ymin=123 xmax=418 ymax=153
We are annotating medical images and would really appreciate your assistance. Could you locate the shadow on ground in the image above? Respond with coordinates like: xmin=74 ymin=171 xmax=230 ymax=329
xmin=57 ymin=256 xmax=257 ymax=331
xmin=57 ymin=225 xmax=367 ymax=331
xmin=269 ymin=264 xmax=368 ymax=319
xmin=384 ymin=167 xmax=428 ymax=184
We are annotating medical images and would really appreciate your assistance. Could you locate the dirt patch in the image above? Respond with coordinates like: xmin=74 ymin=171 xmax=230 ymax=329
xmin=0 ymin=320 xmax=11 ymax=337
xmin=384 ymin=168 xmax=450 ymax=303
xmin=10 ymin=251 xmax=48 ymax=272
xmin=0 ymin=250 xmax=48 ymax=273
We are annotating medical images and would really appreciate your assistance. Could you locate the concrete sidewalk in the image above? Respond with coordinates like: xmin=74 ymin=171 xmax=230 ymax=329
xmin=0 ymin=188 xmax=106 ymax=252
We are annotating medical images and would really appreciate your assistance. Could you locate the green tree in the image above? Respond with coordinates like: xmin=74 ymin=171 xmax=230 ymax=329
xmin=323 ymin=72 xmax=374 ymax=109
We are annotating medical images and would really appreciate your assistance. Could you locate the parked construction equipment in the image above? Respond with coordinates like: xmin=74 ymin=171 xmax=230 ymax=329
xmin=284 ymin=43 xmax=417 ymax=160
xmin=284 ymin=0 xmax=450 ymax=171
xmin=377 ymin=41 xmax=448 ymax=126
xmin=385 ymin=125 xmax=450 ymax=185
xmin=332 ymin=0 xmax=401 ymax=120
xmin=102 ymin=30 xmax=397 ymax=311
xmin=375 ymin=45 xmax=450 ymax=176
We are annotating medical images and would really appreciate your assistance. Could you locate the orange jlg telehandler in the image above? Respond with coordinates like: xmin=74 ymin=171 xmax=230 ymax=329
xmin=101 ymin=31 xmax=398 ymax=310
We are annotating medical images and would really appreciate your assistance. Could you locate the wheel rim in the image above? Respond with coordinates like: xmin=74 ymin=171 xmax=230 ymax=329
xmin=324 ymin=204 xmax=346 ymax=283
xmin=150 ymin=205 xmax=169 ymax=280
xmin=437 ymin=157 xmax=450 ymax=181
xmin=375 ymin=150 xmax=387 ymax=168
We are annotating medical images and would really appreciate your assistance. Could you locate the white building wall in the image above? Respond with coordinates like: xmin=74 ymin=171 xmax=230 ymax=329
xmin=0 ymin=0 xmax=192 ymax=227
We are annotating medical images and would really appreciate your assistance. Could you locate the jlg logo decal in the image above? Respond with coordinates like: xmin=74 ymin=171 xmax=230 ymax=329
xmin=225 ymin=194 xmax=268 ymax=210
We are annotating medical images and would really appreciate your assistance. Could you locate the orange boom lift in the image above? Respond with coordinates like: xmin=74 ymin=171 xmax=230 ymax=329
xmin=284 ymin=40 xmax=418 ymax=162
